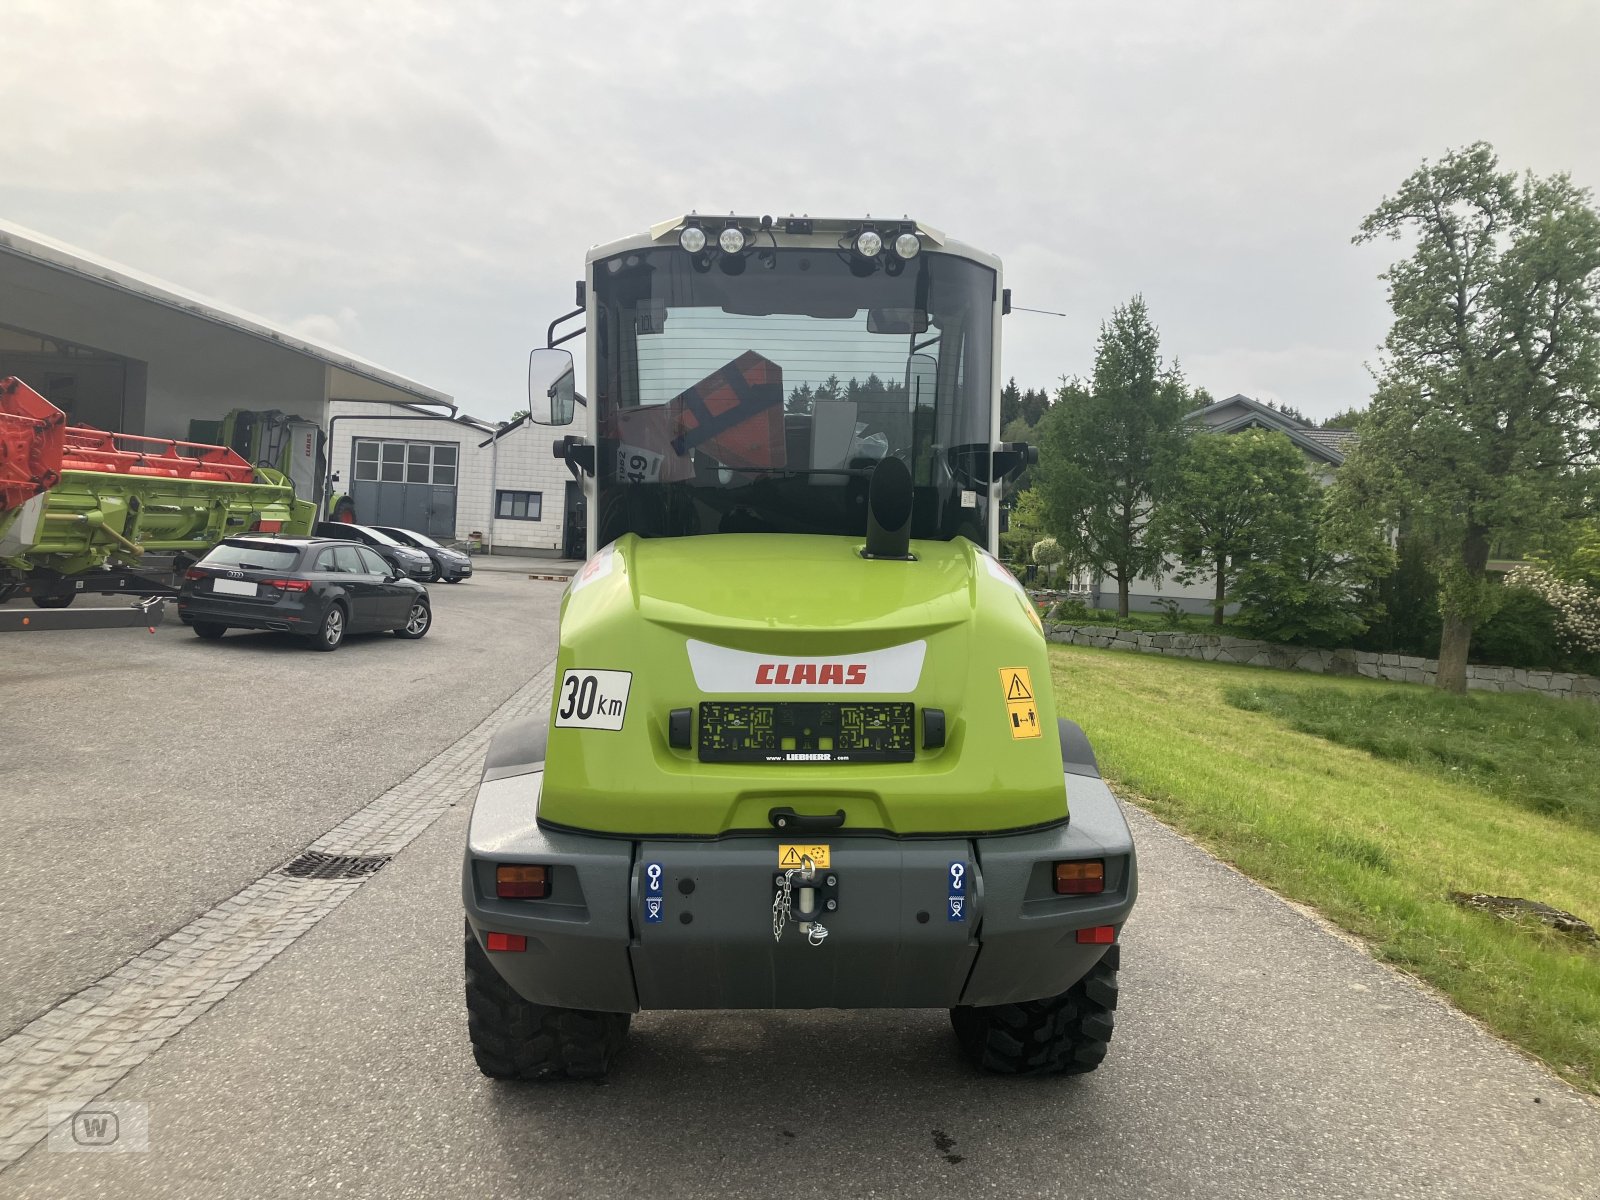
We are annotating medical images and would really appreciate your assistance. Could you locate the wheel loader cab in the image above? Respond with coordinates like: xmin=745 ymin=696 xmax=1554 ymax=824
xmin=464 ymin=217 xmax=1137 ymax=1082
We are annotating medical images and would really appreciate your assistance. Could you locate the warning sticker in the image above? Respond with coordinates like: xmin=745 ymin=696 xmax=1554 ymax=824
xmin=999 ymin=667 xmax=1042 ymax=740
xmin=643 ymin=862 xmax=665 ymax=923
xmin=1007 ymin=700 xmax=1042 ymax=739
xmin=777 ymin=844 xmax=831 ymax=870
xmin=1000 ymin=667 xmax=1034 ymax=702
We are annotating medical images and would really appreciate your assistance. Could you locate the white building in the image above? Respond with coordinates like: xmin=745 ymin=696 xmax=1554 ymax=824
xmin=328 ymin=401 xmax=585 ymax=558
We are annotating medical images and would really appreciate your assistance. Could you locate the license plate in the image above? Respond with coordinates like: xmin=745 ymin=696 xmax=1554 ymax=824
xmin=212 ymin=578 xmax=258 ymax=597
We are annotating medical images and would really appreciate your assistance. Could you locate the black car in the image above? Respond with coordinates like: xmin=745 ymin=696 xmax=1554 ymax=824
xmin=179 ymin=537 xmax=431 ymax=651
xmin=371 ymin=525 xmax=473 ymax=583
xmin=311 ymin=521 xmax=434 ymax=581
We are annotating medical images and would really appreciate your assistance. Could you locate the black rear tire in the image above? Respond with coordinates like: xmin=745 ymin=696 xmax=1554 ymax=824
xmin=393 ymin=599 xmax=431 ymax=639
xmin=950 ymin=943 xmax=1120 ymax=1075
xmin=309 ymin=603 xmax=346 ymax=651
xmin=31 ymin=593 xmax=74 ymax=609
xmin=464 ymin=923 xmax=629 ymax=1080
xmin=193 ymin=622 xmax=228 ymax=640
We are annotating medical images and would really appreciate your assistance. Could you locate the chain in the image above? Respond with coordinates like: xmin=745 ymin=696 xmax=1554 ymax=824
xmin=772 ymin=856 xmax=819 ymax=945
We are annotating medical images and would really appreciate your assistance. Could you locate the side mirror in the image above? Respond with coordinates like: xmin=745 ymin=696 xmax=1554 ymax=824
xmin=527 ymin=348 xmax=578 ymax=426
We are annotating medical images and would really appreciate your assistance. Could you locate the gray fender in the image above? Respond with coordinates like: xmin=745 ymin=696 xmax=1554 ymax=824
xmin=1058 ymin=717 xmax=1101 ymax=777
xmin=481 ymin=715 xmax=547 ymax=782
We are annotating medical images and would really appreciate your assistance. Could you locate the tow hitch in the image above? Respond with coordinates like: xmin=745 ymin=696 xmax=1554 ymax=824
xmin=772 ymin=857 xmax=839 ymax=946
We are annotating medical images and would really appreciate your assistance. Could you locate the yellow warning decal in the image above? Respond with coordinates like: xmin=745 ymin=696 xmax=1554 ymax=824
xmin=1007 ymin=700 xmax=1042 ymax=739
xmin=778 ymin=844 xmax=831 ymax=870
xmin=999 ymin=666 xmax=1034 ymax=701
xmin=999 ymin=667 xmax=1042 ymax=739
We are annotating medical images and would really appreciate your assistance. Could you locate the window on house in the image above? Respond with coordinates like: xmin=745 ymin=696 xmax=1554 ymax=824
xmin=496 ymin=490 xmax=543 ymax=521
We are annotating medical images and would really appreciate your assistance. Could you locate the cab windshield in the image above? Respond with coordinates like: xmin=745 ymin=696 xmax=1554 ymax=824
xmin=591 ymin=246 xmax=995 ymax=547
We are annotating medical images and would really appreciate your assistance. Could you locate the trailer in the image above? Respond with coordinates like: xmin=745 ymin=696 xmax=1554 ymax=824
xmin=1 ymin=376 xmax=315 ymax=631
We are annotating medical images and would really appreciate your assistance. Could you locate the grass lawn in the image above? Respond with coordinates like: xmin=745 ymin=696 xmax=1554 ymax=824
xmin=1050 ymin=644 xmax=1600 ymax=1095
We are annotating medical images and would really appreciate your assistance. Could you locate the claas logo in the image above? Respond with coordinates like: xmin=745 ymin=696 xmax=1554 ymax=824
xmin=755 ymin=662 xmax=867 ymax=686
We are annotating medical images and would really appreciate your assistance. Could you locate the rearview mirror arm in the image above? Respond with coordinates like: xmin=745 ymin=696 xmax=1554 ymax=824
xmin=547 ymin=308 xmax=585 ymax=349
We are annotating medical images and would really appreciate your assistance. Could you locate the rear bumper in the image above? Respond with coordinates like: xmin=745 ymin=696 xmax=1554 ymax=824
xmin=463 ymin=771 xmax=1136 ymax=1014
xmin=177 ymin=596 xmax=315 ymax=633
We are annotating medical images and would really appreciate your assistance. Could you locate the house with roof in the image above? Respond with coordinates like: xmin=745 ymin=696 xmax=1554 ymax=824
xmin=1077 ymin=393 xmax=1358 ymax=614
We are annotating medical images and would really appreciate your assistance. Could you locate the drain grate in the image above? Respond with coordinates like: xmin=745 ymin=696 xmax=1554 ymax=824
xmin=279 ymin=851 xmax=393 ymax=881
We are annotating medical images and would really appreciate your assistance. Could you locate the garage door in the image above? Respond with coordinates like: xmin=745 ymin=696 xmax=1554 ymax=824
xmin=350 ymin=438 xmax=458 ymax=539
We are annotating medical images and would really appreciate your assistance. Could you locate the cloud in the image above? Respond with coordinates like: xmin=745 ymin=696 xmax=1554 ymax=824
xmin=3 ymin=0 xmax=1598 ymax=421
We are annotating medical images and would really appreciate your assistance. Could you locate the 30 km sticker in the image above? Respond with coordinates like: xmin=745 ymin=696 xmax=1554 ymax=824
xmin=555 ymin=669 xmax=632 ymax=730
xmin=999 ymin=666 xmax=1042 ymax=740
xmin=778 ymin=844 xmax=831 ymax=870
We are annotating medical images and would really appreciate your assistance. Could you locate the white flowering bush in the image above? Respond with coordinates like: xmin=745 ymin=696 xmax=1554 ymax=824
xmin=1503 ymin=565 xmax=1600 ymax=656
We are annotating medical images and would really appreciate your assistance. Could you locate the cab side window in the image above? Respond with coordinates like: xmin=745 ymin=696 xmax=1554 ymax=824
xmin=354 ymin=547 xmax=390 ymax=575
xmin=313 ymin=548 xmax=341 ymax=573
xmin=333 ymin=545 xmax=366 ymax=574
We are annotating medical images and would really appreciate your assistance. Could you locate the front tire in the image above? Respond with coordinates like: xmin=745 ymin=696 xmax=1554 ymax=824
xmin=950 ymin=943 xmax=1121 ymax=1075
xmin=193 ymin=622 xmax=228 ymax=640
xmin=394 ymin=599 xmax=431 ymax=639
xmin=464 ymin=923 xmax=629 ymax=1080
xmin=310 ymin=603 xmax=346 ymax=651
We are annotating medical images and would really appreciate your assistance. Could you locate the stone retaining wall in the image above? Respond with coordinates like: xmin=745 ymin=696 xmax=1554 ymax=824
xmin=1045 ymin=624 xmax=1600 ymax=701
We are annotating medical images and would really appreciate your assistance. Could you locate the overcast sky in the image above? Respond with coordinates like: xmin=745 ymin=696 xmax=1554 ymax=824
xmin=6 ymin=0 xmax=1599 ymax=424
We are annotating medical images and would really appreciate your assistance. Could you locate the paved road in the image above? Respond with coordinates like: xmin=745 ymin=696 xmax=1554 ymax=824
xmin=3 ymin=578 xmax=1598 ymax=1197
xmin=0 ymin=570 xmax=564 ymax=1037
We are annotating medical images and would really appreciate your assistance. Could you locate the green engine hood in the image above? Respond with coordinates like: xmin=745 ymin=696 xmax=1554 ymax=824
xmin=538 ymin=533 xmax=1065 ymax=837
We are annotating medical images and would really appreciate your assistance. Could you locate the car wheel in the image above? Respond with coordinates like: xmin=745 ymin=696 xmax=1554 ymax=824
xmin=310 ymin=603 xmax=346 ymax=651
xmin=445 ymin=576 xmax=463 ymax=584
xmin=193 ymin=622 xmax=228 ymax=640
xmin=31 ymin=593 xmax=75 ymax=609
xmin=429 ymin=562 xmax=443 ymax=583
xmin=394 ymin=598 xmax=431 ymax=639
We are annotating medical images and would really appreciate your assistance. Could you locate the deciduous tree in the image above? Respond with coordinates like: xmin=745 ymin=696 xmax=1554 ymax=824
xmin=1033 ymin=296 xmax=1191 ymax=617
xmin=1336 ymin=143 xmax=1600 ymax=691
xmin=1156 ymin=429 xmax=1314 ymax=626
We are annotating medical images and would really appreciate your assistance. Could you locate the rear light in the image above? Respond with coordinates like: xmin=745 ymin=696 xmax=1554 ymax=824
xmin=1054 ymin=860 xmax=1105 ymax=895
xmin=266 ymin=578 xmax=312 ymax=592
xmin=1076 ymin=925 xmax=1116 ymax=945
xmin=184 ymin=567 xmax=207 ymax=580
xmin=485 ymin=932 xmax=527 ymax=952
xmin=496 ymin=864 xmax=550 ymax=899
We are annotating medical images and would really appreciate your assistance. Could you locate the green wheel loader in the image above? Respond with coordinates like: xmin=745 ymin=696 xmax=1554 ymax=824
xmin=462 ymin=216 xmax=1136 ymax=1079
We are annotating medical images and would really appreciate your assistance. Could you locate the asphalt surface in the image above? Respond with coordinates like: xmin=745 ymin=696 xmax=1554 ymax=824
xmin=4 ymin=571 xmax=1599 ymax=1197
xmin=0 ymin=568 xmax=564 ymax=1037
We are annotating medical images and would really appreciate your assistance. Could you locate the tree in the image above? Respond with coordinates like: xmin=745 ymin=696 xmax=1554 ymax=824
xmin=1156 ymin=428 xmax=1314 ymax=626
xmin=1321 ymin=406 xmax=1365 ymax=430
xmin=1031 ymin=535 xmax=1065 ymax=583
xmin=1033 ymin=296 xmax=1191 ymax=617
xmin=508 ymin=408 xmax=531 ymax=423
xmin=1234 ymin=490 xmax=1393 ymax=645
xmin=1000 ymin=377 xmax=1022 ymax=426
xmin=1336 ymin=143 xmax=1600 ymax=691
xmin=999 ymin=487 xmax=1048 ymax=568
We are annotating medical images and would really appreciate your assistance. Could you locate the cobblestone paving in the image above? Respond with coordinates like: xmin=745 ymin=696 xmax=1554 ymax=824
xmin=0 ymin=663 xmax=555 ymax=1170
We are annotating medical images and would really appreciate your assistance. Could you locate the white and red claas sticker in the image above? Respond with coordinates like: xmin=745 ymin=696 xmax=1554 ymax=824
xmin=685 ymin=640 xmax=926 ymax=693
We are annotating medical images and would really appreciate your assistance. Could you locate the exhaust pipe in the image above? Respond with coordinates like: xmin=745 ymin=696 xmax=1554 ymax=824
xmin=862 ymin=456 xmax=914 ymax=561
